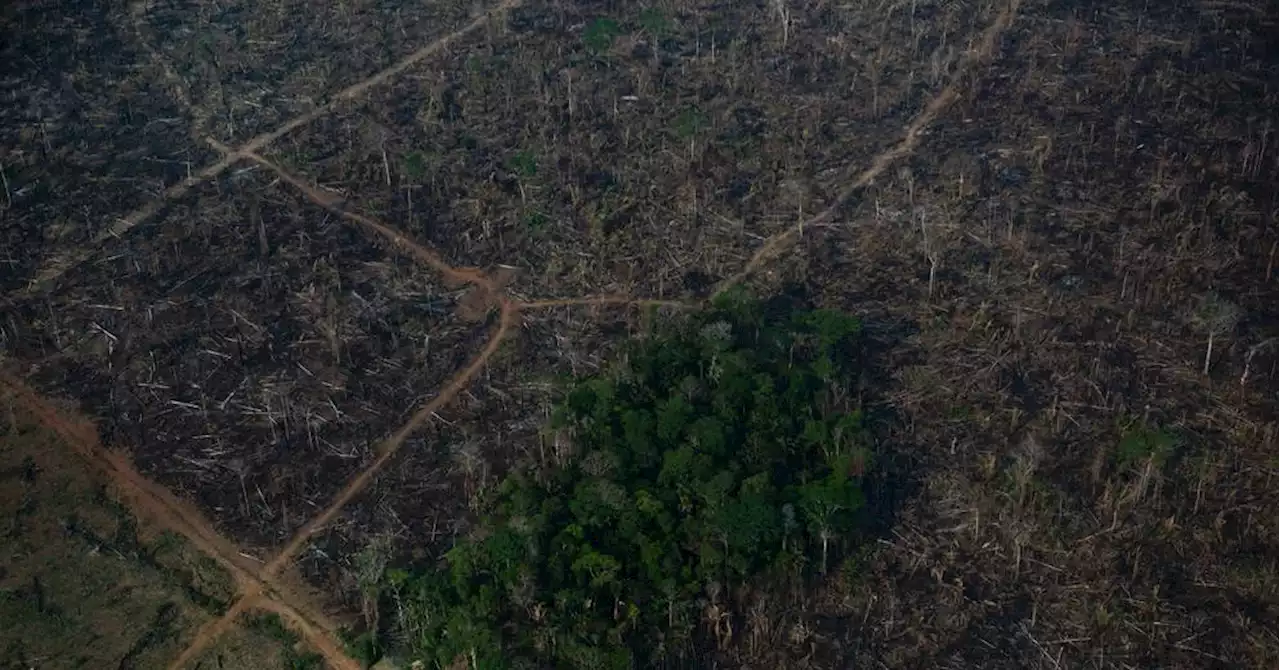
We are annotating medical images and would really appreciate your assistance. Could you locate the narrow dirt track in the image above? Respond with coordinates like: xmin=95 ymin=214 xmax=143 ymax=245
xmin=18 ymin=0 xmax=525 ymax=301
xmin=262 ymin=301 xmax=520 ymax=578
xmin=712 ymin=0 xmax=1023 ymax=295
xmin=0 ymin=376 xmax=262 ymax=587
xmin=164 ymin=594 xmax=262 ymax=670
xmin=0 ymin=374 xmax=356 ymax=670
xmin=212 ymin=142 xmax=501 ymax=296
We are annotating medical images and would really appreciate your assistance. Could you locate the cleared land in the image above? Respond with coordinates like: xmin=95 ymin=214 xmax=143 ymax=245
xmin=0 ymin=0 xmax=1275 ymax=668
xmin=5 ymin=169 xmax=489 ymax=552
xmin=0 ymin=393 xmax=311 ymax=669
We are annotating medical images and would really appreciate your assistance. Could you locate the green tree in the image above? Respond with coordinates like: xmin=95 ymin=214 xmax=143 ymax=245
xmin=392 ymin=292 xmax=875 ymax=668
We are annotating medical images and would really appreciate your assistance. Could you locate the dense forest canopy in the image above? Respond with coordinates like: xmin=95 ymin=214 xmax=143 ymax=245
xmin=391 ymin=290 xmax=875 ymax=669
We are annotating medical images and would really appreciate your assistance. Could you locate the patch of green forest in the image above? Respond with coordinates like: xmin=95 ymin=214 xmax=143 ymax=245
xmin=393 ymin=290 xmax=874 ymax=669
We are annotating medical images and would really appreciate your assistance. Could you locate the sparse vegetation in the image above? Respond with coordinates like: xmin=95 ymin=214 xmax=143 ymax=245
xmin=507 ymin=150 xmax=538 ymax=179
xmin=672 ymin=106 xmax=709 ymax=158
xmin=403 ymin=151 xmax=429 ymax=182
xmin=636 ymin=8 xmax=671 ymax=37
xmin=390 ymin=291 xmax=871 ymax=668
xmin=1115 ymin=421 xmax=1180 ymax=472
xmin=582 ymin=18 xmax=624 ymax=55
xmin=524 ymin=209 xmax=549 ymax=235
xmin=244 ymin=612 xmax=325 ymax=670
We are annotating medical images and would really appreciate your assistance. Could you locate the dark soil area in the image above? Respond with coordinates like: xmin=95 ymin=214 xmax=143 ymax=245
xmin=263 ymin=0 xmax=1001 ymax=301
xmin=133 ymin=0 xmax=482 ymax=143
xmin=0 ymin=1 xmax=218 ymax=293
xmin=2 ymin=170 xmax=490 ymax=550
xmin=742 ymin=1 xmax=1278 ymax=667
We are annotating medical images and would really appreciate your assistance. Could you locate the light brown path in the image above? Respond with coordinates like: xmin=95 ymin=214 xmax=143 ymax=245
xmin=166 ymin=594 xmax=261 ymax=670
xmin=264 ymin=301 xmax=519 ymax=578
xmin=5 ymin=0 xmax=1025 ymax=667
xmin=711 ymin=0 xmax=1023 ymax=295
xmin=208 ymin=141 xmax=499 ymax=296
xmin=18 ymin=0 xmax=523 ymax=301
xmin=0 ymin=375 xmax=355 ymax=670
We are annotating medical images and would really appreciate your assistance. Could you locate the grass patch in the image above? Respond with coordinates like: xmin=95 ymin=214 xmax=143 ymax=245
xmin=243 ymin=612 xmax=325 ymax=670
xmin=636 ymin=8 xmax=672 ymax=37
xmin=0 ymin=406 xmax=226 ymax=669
xmin=582 ymin=18 xmax=624 ymax=55
xmin=1115 ymin=420 xmax=1180 ymax=472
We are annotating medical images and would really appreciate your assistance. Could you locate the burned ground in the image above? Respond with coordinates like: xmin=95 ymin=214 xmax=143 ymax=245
xmin=2 ymin=169 xmax=489 ymax=551
xmin=0 ymin=0 xmax=1275 ymax=668
xmin=0 ymin=2 xmax=219 ymax=294
xmin=132 ymin=0 xmax=485 ymax=143
xmin=754 ymin=1 xmax=1278 ymax=667
xmin=263 ymin=0 xmax=1003 ymax=301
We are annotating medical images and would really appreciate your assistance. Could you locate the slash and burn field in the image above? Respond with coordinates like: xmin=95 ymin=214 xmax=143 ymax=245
xmin=262 ymin=0 xmax=1002 ymax=302
xmin=5 ymin=170 xmax=490 ymax=554
xmin=0 ymin=0 xmax=1275 ymax=668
